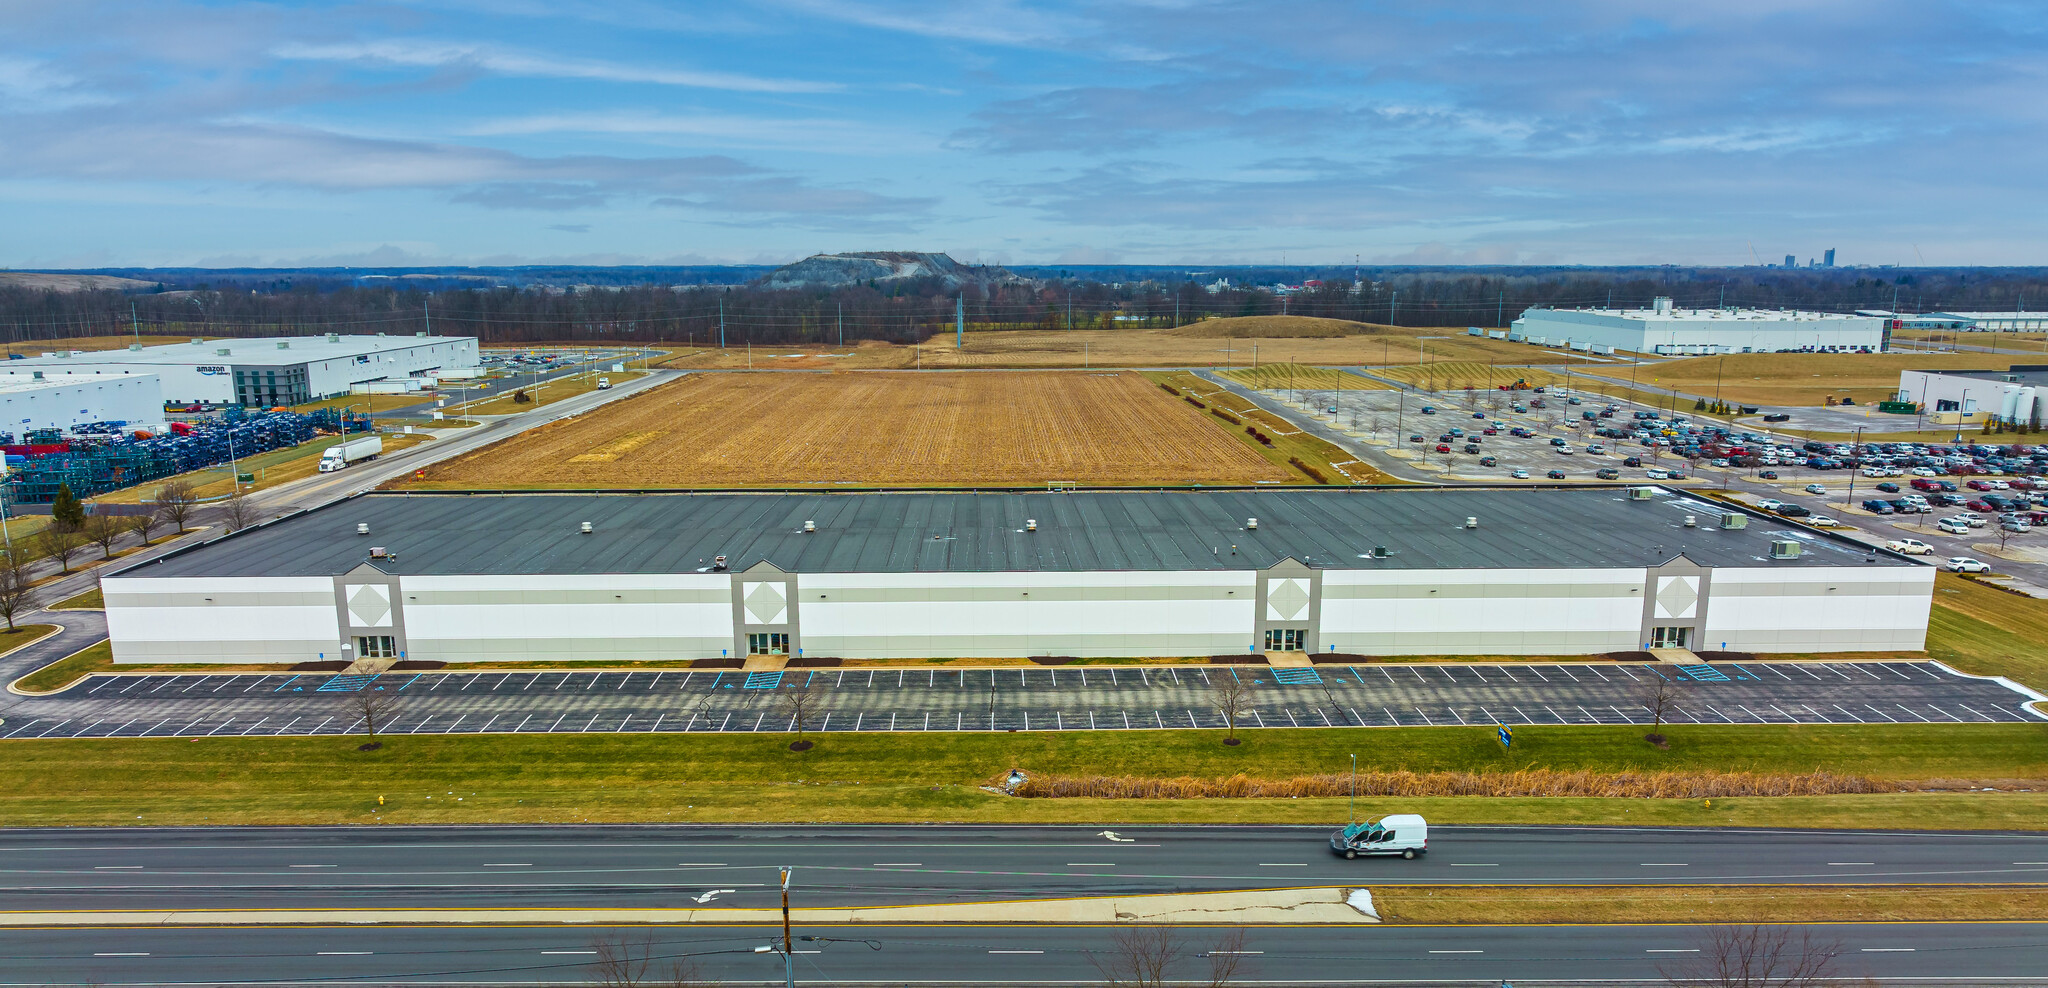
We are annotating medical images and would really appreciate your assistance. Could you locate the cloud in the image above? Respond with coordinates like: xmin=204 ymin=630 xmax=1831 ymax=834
xmin=463 ymin=111 xmax=938 ymax=154
xmin=548 ymin=224 xmax=591 ymax=233
xmin=272 ymin=39 xmax=840 ymax=93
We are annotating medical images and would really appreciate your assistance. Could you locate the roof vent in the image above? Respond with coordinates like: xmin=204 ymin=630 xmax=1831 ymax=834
xmin=326 ymin=333 xmax=340 ymax=343
xmin=1464 ymin=516 xmax=1478 ymax=529
xmin=1720 ymin=512 xmax=1748 ymax=530
xmin=1372 ymin=545 xmax=1388 ymax=558
xmin=1026 ymin=519 xmax=1037 ymax=532
xmin=356 ymin=523 xmax=370 ymax=536
xmin=580 ymin=521 xmax=593 ymax=535
xmin=128 ymin=343 xmax=143 ymax=351
xmin=1770 ymin=539 xmax=1802 ymax=559
xmin=215 ymin=348 xmax=232 ymax=356
xmin=277 ymin=341 xmax=290 ymax=349
xmin=1246 ymin=517 xmax=1258 ymax=530
xmin=1628 ymin=487 xmax=1655 ymax=501
xmin=803 ymin=520 xmax=816 ymax=533
xmin=417 ymin=331 xmax=428 ymax=337
xmin=369 ymin=546 xmax=389 ymax=558
xmin=191 ymin=338 xmax=204 ymax=345
xmin=1684 ymin=514 xmax=1697 ymax=528
xmin=712 ymin=554 xmax=729 ymax=571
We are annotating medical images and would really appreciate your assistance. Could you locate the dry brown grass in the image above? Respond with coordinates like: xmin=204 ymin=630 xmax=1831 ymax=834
xmin=655 ymin=321 xmax=1554 ymax=370
xmin=409 ymin=370 xmax=1295 ymax=488
xmin=1374 ymin=884 xmax=2048 ymax=925
xmin=1627 ymin=351 xmax=2036 ymax=407
xmin=1011 ymin=769 xmax=1902 ymax=799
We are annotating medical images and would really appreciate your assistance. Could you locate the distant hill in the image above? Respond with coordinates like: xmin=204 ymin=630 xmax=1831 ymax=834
xmin=761 ymin=252 xmax=1025 ymax=289
xmin=0 ymin=272 xmax=158 ymax=292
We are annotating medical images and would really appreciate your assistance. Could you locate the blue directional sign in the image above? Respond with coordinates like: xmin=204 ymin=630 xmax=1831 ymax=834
xmin=1497 ymin=723 xmax=1513 ymax=749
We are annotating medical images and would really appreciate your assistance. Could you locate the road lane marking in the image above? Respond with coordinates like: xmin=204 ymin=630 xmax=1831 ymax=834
xmin=678 ymin=862 xmax=728 ymax=866
xmin=1066 ymin=863 xmax=1116 ymax=867
xmin=94 ymin=952 xmax=149 ymax=956
xmin=542 ymin=950 xmax=597 ymax=955
xmin=289 ymin=864 xmax=337 ymax=868
xmin=1429 ymin=949 xmax=1482 ymax=954
xmin=1209 ymin=950 xmax=1263 ymax=954
xmin=483 ymin=862 xmax=533 ymax=867
xmin=1862 ymin=948 xmax=1915 ymax=952
xmin=94 ymin=865 xmax=143 ymax=870
xmin=1647 ymin=948 xmax=1700 ymax=953
xmin=318 ymin=951 xmax=372 ymax=955
xmin=874 ymin=862 xmax=923 ymax=867
xmin=989 ymin=950 xmax=1043 ymax=954
xmin=1640 ymin=862 xmax=1689 ymax=866
xmin=1449 ymin=863 xmax=1498 ymax=867
xmin=1258 ymin=863 xmax=1307 ymax=867
xmin=1828 ymin=862 xmax=1875 ymax=866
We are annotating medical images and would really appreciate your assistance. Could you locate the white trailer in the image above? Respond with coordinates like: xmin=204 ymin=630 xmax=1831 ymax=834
xmin=318 ymin=436 xmax=383 ymax=472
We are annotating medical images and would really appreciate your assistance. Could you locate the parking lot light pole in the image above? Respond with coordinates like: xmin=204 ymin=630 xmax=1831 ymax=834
xmin=779 ymin=866 xmax=795 ymax=988
xmin=1844 ymin=426 xmax=1863 ymax=511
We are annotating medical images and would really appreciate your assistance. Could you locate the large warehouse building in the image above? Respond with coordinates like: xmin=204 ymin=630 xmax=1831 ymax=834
xmin=0 ymin=334 xmax=479 ymax=406
xmin=1513 ymin=299 xmax=1888 ymax=355
xmin=1898 ymin=364 xmax=2048 ymax=425
xmin=0 ymin=373 xmax=164 ymax=432
xmin=102 ymin=489 xmax=1933 ymax=664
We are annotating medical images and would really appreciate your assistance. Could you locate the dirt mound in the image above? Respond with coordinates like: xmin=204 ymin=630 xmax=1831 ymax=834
xmin=1167 ymin=316 xmax=1394 ymax=339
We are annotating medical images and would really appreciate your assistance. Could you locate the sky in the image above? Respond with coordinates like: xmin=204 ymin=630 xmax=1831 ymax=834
xmin=1 ymin=0 xmax=2044 ymax=268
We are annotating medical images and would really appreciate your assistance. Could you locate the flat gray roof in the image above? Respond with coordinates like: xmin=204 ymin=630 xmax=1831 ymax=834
xmin=127 ymin=489 xmax=1910 ymax=579
xmin=1918 ymin=365 xmax=2048 ymax=386
xmin=10 ymin=335 xmax=472 ymax=368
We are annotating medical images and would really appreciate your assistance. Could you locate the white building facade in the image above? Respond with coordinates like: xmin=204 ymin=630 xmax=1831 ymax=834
xmin=1897 ymin=366 xmax=2048 ymax=425
xmin=1513 ymin=299 xmax=1888 ymax=355
xmin=101 ymin=490 xmax=1934 ymax=665
xmin=0 ymin=374 xmax=165 ymax=432
xmin=0 ymin=334 xmax=480 ymax=406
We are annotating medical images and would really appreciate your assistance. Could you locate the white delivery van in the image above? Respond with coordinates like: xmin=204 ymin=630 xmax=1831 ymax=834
xmin=1329 ymin=814 xmax=1428 ymax=859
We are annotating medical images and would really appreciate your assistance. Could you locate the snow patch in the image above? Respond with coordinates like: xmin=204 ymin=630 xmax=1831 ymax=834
xmin=1346 ymin=888 xmax=1379 ymax=920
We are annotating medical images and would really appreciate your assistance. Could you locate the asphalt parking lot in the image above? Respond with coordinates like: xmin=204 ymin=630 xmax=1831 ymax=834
xmin=4 ymin=660 xmax=2036 ymax=739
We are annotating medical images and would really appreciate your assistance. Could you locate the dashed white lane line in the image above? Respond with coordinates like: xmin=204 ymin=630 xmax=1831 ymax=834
xmin=317 ymin=951 xmax=373 ymax=956
xmin=1640 ymin=862 xmax=1689 ymax=867
xmin=93 ymin=952 xmax=149 ymax=957
xmin=873 ymin=862 xmax=923 ymax=867
xmin=1862 ymin=948 xmax=1915 ymax=952
xmin=988 ymin=950 xmax=1044 ymax=954
xmin=483 ymin=863 xmax=533 ymax=867
xmin=1828 ymin=862 xmax=1875 ymax=866
xmin=1258 ymin=863 xmax=1307 ymax=867
xmin=93 ymin=865 xmax=143 ymax=870
xmin=289 ymin=864 xmax=337 ymax=868
xmin=1429 ymin=949 xmax=1483 ymax=954
xmin=542 ymin=950 xmax=597 ymax=955
xmin=1647 ymin=948 xmax=1700 ymax=953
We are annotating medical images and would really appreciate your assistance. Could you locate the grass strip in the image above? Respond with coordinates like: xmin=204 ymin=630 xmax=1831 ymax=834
xmin=1146 ymin=370 xmax=1400 ymax=484
xmin=1372 ymin=884 xmax=2048 ymax=925
xmin=10 ymin=640 xmax=112 ymax=694
xmin=48 ymin=586 xmax=102 ymax=610
xmin=1 ymin=725 xmax=2045 ymax=828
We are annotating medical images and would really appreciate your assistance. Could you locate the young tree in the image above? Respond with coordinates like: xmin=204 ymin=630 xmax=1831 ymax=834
xmin=49 ymin=483 xmax=85 ymax=532
xmin=222 ymin=489 xmax=255 ymax=533
xmin=154 ymin=481 xmax=197 ymax=533
xmin=129 ymin=510 xmax=162 ymax=547
xmin=586 ymin=932 xmax=710 ymax=988
xmin=1089 ymin=926 xmax=1249 ymax=988
xmin=0 ymin=559 xmax=42 ymax=631
xmin=1208 ymin=670 xmax=1258 ymax=745
xmin=37 ymin=528 xmax=84 ymax=574
xmin=348 ymin=684 xmax=399 ymax=739
xmin=83 ymin=514 xmax=124 ymax=560
xmin=1636 ymin=672 xmax=1692 ymax=745
xmin=776 ymin=673 xmax=825 ymax=750
xmin=1660 ymin=924 xmax=1842 ymax=988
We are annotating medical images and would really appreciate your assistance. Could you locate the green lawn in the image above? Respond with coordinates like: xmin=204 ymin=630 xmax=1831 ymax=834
xmin=11 ymin=639 xmax=109 ymax=693
xmin=49 ymin=586 xmax=102 ymax=610
xmin=1926 ymin=573 xmax=2048 ymax=694
xmin=1 ymin=724 xmax=2044 ymax=828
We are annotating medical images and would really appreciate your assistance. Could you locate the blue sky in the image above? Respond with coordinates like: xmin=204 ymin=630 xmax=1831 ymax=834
xmin=2 ymin=1 xmax=2043 ymax=268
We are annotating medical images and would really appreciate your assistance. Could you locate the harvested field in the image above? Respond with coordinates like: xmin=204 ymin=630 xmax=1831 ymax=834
xmin=1168 ymin=316 xmax=1388 ymax=338
xmin=408 ymin=371 xmax=1295 ymax=488
xmin=1219 ymin=364 xmax=1390 ymax=390
xmin=1629 ymin=352 xmax=2034 ymax=407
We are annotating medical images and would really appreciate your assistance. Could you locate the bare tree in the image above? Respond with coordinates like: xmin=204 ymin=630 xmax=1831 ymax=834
xmin=1209 ymin=670 xmax=1258 ymax=745
xmin=1997 ymin=522 xmax=2022 ymax=556
xmin=1090 ymin=927 xmax=1249 ymax=988
xmin=82 ymin=514 xmax=124 ymax=560
xmin=348 ymin=685 xmax=399 ymax=741
xmin=0 ymin=559 xmax=42 ymax=631
xmin=37 ymin=528 xmax=84 ymax=574
xmin=587 ymin=932 xmax=711 ymax=988
xmin=129 ymin=510 xmax=162 ymax=547
xmin=776 ymin=673 xmax=825 ymax=750
xmin=154 ymin=481 xmax=196 ymax=533
xmin=1637 ymin=672 xmax=1692 ymax=745
xmin=222 ymin=489 xmax=255 ymax=533
xmin=1661 ymin=924 xmax=1843 ymax=988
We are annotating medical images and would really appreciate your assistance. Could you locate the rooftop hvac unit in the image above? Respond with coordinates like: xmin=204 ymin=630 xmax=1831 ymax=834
xmin=1721 ymin=512 xmax=1747 ymax=530
xmin=190 ymin=338 xmax=204 ymax=345
xmin=1464 ymin=516 xmax=1478 ymax=529
xmin=712 ymin=555 xmax=729 ymax=571
xmin=580 ymin=521 xmax=593 ymax=535
xmin=1026 ymin=519 xmax=1037 ymax=532
xmin=356 ymin=523 xmax=370 ymax=535
xmin=803 ymin=520 xmax=816 ymax=533
xmin=416 ymin=331 xmax=428 ymax=337
xmin=1246 ymin=517 xmax=1258 ymax=530
xmin=277 ymin=341 xmax=290 ymax=349
xmin=326 ymin=333 xmax=340 ymax=342
xmin=1684 ymin=515 xmax=1697 ymax=527
xmin=1770 ymin=539 xmax=1802 ymax=559
xmin=215 ymin=348 xmax=231 ymax=356
xmin=369 ymin=546 xmax=389 ymax=558
xmin=1372 ymin=545 xmax=1388 ymax=558
xmin=127 ymin=343 xmax=143 ymax=351
xmin=1628 ymin=487 xmax=1655 ymax=501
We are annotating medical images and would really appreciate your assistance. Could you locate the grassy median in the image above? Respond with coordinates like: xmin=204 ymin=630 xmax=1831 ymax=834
xmin=1 ymin=724 xmax=2044 ymax=828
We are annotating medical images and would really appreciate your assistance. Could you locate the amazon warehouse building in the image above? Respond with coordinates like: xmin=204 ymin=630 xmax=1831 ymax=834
xmin=100 ymin=488 xmax=1935 ymax=665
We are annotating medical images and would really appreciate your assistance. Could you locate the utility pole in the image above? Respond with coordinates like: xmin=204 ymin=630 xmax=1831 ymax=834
xmin=423 ymin=298 xmax=430 ymax=335
xmin=956 ymin=295 xmax=964 ymax=349
xmin=1389 ymin=291 xmax=1398 ymax=325
xmin=131 ymin=302 xmax=140 ymax=341
xmin=1066 ymin=291 xmax=1072 ymax=331
xmin=1496 ymin=292 xmax=1503 ymax=328
xmin=780 ymin=866 xmax=795 ymax=988
xmin=719 ymin=297 xmax=727 ymax=349
xmin=837 ymin=303 xmax=843 ymax=347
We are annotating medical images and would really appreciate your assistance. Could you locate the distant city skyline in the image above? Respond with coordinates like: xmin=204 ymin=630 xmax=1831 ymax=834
xmin=2 ymin=1 xmax=2041 ymax=268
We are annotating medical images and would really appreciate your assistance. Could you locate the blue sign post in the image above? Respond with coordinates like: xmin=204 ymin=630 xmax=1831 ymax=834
xmin=1497 ymin=723 xmax=1513 ymax=750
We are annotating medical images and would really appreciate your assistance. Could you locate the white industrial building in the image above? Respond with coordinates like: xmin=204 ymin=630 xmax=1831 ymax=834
xmin=1897 ymin=365 xmax=2048 ymax=425
xmin=102 ymin=489 xmax=1934 ymax=665
xmin=0 ymin=374 xmax=165 ymax=433
xmin=0 ymin=334 xmax=479 ymax=406
xmin=1922 ymin=312 xmax=2048 ymax=333
xmin=1513 ymin=299 xmax=1888 ymax=355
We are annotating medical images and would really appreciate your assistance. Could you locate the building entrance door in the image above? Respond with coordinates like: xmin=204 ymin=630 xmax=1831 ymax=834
xmin=1264 ymin=628 xmax=1305 ymax=652
xmin=1650 ymin=626 xmax=1692 ymax=649
xmin=748 ymin=633 xmax=789 ymax=655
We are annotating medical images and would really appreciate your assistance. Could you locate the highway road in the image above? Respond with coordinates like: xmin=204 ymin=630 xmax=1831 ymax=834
xmin=6 ymin=921 xmax=2046 ymax=984
xmin=2 ymin=825 xmax=2045 ymax=912
xmin=7 ymin=658 xmax=2040 ymax=741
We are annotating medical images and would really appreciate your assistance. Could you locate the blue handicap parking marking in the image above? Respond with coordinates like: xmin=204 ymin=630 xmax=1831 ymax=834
xmin=1270 ymin=667 xmax=1323 ymax=685
xmin=743 ymin=671 xmax=785 ymax=689
xmin=1677 ymin=664 xmax=1729 ymax=682
xmin=315 ymin=674 xmax=380 ymax=692
xmin=272 ymin=675 xmax=301 ymax=692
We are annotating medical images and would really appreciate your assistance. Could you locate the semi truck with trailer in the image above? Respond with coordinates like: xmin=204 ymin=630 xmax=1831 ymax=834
xmin=317 ymin=436 xmax=383 ymax=473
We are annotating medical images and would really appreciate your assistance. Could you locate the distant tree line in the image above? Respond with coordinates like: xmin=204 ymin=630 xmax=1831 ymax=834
xmin=3 ymin=266 xmax=2046 ymax=347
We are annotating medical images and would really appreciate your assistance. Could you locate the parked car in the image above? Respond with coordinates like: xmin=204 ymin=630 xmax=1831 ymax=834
xmin=1776 ymin=504 xmax=1812 ymax=517
xmin=1587 ymin=443 xmax=1607 ymax=454
xmin=1756 ymin=498 xmax=1785 ymax=511
xmin=2002 ymin=518 xmax=2031 ymax=534
xmin=1938 ymin=517 xmax=1972 ymax=535
xmin=1625 ymin=456 xmax=1644 ymax=467
xmin=1804 ymin=484 xmax=1827 ymax=495
xmin=1758 ymin=470 xmax=1779 ymax=479
xmin=1946 ymin=557 xmax=1992 ymax=573
xmin=1479 ymin=456 xmax=1498 ymax=467
xmin=1463 ymin=443 xmax=1481 ymax=454
xmin=1959 ymin=512 xmax=1987 ymax=528
xmin=1875 ymin=482 xmax=1901 ymax=493
xmin=1808 ymin=515 xmax=1840 ymax=528
xmin=1435 ymin=444 xmax=1451 ymax=453
xmin=1596 ymin=468 xmax=1620 ymax=479
xmin=1420 ymin=406 xmax=1437 ymax=415
xmin=1410 ymin=435 xmax=1425 ymax=443
xmin=1862 ymin=499 xmax=1896 ymax=515
xmin=1471 ymin=411 xmax=1487 ymax=419
xmin=1556 ymin=445 xmax=1574 ymax=455
xmin=1645 ymin=467 xmax=1670 ymax=480
xmin=1547 ymin=469 xmax=1567 ymax=479
xmin=1510 ymin=468 xmax=1529 ymax=479
xmin=1886 ymin=538 xmax=1935 ymax=555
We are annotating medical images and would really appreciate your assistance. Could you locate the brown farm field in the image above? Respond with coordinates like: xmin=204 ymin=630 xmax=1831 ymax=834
xmin=656 ymin=321 xmax=1555 ymax=371
xmin=1616 ymin=351 xmax=2034 ymax=407
xmin=406 ymin=370 xmax=1298 ymax=488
